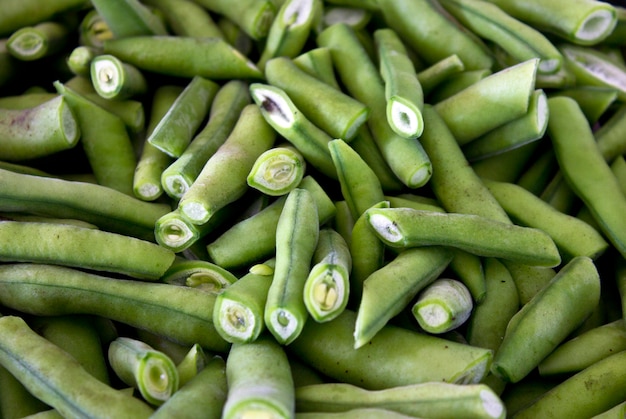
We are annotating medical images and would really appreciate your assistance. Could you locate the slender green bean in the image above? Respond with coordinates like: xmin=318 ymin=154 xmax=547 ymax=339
xmin=191 ymin=0 xmax=277 ymax=40
xmin=6 ymin=22 xmax=69 ymax=61
xmin=292 ymin=47 xmax=340 ymax=89
xmin=412 ymin=278 xmax=474 ymax=334
xmin=0 ymin=364 xmax=49 ymax=419
xmin=160 ymin=257 xmax=237 ymax=294
xmin=89 ymin=0 xmax=168 ymax=38
xmin=67 ymin=45 xmax=99 ymax=77
xmin=417 ymin=54 xmax=465 ymax=95
xmin=552 ymin=86 xmax=618 ymax=124
xmin=247 ymin=143 xmax=306 ymax=196
xmin=142 ymin=0 xmax=225 ymax=38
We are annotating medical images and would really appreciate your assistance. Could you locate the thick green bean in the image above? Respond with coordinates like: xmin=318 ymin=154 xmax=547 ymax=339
xmin=160 ymin=257 xmax=237 ymax=294
xmin=89 ymin=0 xmax=168 ymax=38
xmin=191 ymin=0 xmax=277 ymax=40
xmin=412 ymin=278 xmax=474 ymax=334
xmin=90 ymin=54 xmax=148 ymax=101
xmin=0 ymin=364 xmax=49 ymax=419
xmin=247 ymin=143 xmax=306 ymax=196
xmin=142 ymin=0 xmax=225 ymax=38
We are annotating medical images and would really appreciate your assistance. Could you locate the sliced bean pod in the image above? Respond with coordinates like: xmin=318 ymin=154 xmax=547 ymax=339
xmin=412 ymin=278 xmax=474 ymax=334
xmin=247 ymin=143 xmax=306 ymax=196
xmin=160 ymin=257 xmax=237 ymax=294
xmin=175 ymin=344 xmax=209 ymax=387
xmin=6 ymin=22 xmax=69 ymax=61
xmin=417 ymin=54 xmax=465 ymax=95
xmin=89 ymin=0 xmax=168 ymax=37
xmin=90 ymin=54 xmax=148 ymax=100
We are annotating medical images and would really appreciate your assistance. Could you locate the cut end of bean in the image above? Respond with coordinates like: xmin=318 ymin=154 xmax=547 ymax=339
xmin=218 ymin=299 xmax=257 ymax=343
xmin=304 ymin=266 xmax=348 ymax=322
xmin=163 ymin=174 xmax=191 ymax=199
xmin=388 ymin=97 xmax=424 ymax=139
xmin=409 ymin=164 xmax=432 ymax=189
xmin=538 ymin=58 xmax=561 ymax=74
xmin=180 ymin=202 xmax=211 ymax=225
xmin=575 ymin=8 xmax=617 ymax=43
xmin=186 ymin=272 xmax=231 ymax=294
xmin=268 ymin=308 xmax=300 ymax=345
xmin=367 ymin=212 xmax=404 ymax=244
xmin=155 ymin=214 xmax=196 ymax=252
xmin=283 ymin=0 xmax=315 ymax=28
xmin=8 ymin=30 xmax=45 ymax=60
xmin=92 ymin=56 xmax=122 ymax=97
xmin=60 ymin=98 xmax=80 ymax=146
xmin=250 ymin=84 xmax=295 ymax=129
xmin=135 ymin=182 xmax=161 ymax=201
xmin=481 ymin=388 xmax=506 ymax=419
xmin=137 ymin=353 xmax=179 ymax=406
xmin=247 ymin=147 xmax=305 ymax=196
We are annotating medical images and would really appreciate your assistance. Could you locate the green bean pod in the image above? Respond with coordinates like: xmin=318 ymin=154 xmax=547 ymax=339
xmin=265 ymin=188 xmax=319 ymax=345
xmin=102 ymin=36 xmax=264 ymax=79
xmin=6 ymin=22 xmax=69 ymax=61
xmin=247 ymin=143 xmax=306 ymax=196
xmin=264 ymin=56 xmax=370 ymax=141
xmin=354 ymin=247 xmax=454 ymax=348
xmin=67 ymin=45 xmax=99 ymax=78
xmin=108 ymin=337 xmax=179 ymax=406
xmin=547 ymin=96 xmax=626 ymax=258
xmin=213 ymin=260 xmax=275 ymax=344
xmin=412 ymin=278 xmax=474 ymax=334
xmin=89 ymin=0 xmax=168 ymax=38
xmin=552 ymin=86 xmax=618 ymax=124
xmin=192 ymin=0 xmax=276 ymax=40
xmin=0 ymin=263 xmax=230 ymax=352
xmin=303 ymin=228 xmax=352 ymax=323
xmin=417 ymin=54 xmax=465 ymax=95
xmin=295 ymin=381 xmax=506 ymax=419
xmin=177 ymin=104 xmax=276 ymax=225
xmin=0 ymin=315 xmax=155 ymax=418
xmin=429 ymin=68 xmax=492 ymax=103
xmin=491 ymin=256 xmax=601 ymax=383
xmin=0 ymin=363 xmax=50 ymax=419
xmin=366 ymin=207 xmax=561 ymax=268
xmin=292 ymin=47 xmax=340 ymax=89
xmin=175 ymin=344 xmax=209 ymax=387
xmin=289 ymin=309 xmax=494 ymax=389
xmin=0 ymin=0 xmax=87 ymax=37
xmin=90 ymin=54 xmax=148 ymax=100
xmin=595 ymin=104 xmax=626 ymax=163
xmin=142 ymin=0 xmax=225 ymax=38
xmin=160 ymin=257 xmax=237 ymax=294
xmin=222 ymin=335 xmax=295 ymax=419
xmin=0 ymin=95 xmax=79 ymax=161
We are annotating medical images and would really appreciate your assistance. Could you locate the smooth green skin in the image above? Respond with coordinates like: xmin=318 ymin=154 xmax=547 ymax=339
xmin=354 ymin=247 xmax=454 ymax=348
xmin=317 ymin=23 xmax=432 ymax=189
xmin=552 ymin=86 xmax=618 ymax=124
xmin=176 ymin=344 xmax=208 ymax=388
xmin=216 ymin=15 xmax=255 ymax=56
xmin=0 ymin=0 xmax=87 ymax=37
xmin=0 ymin=95 xmax=79 ymax=161
xmin=0 ymin=220 xmax=175 ymax=280
xmin=257 ymin=0 xmax=317 ymax=70
xmin=206 ymin=176 xmax=335 ymax=270
xmin=462 ymin=89 xmax=549 ymax=162
xmin=222 ymin=335 xmax=295 ymax=419
xmin=331 ymin=200 xmax=354 ymax=248
xmin=304 ymin=228 xmax=352 ymax=322
xmin=515 ymin=148 xmax=557 ymax=195
xmin=264 ymin=56 xmax=370 ymax=140
xmin=67 ymin=46 xmax=98 ymax=77
xmin=491 ymin=256 xmax=601 ymax=383
xmin=142 ymin=0 xmax=225 ymax=38
xmin=466 ymin=258 xmax=520 ymax=353
xmin=419 ymin=105 xmax=511 ymax=224
xmin=0 ymin=168 xmax=170 ymax=242
xmin=484 ymin=179 xmax=609 ymax=262
xmin=292 ymin=47 xmax=341 ymax=89
xmin=213 ymin=263 xmax=274 ymax=343
xmin=538 ymin=319 xmax=626 ymax=376
xmin=412 ymin=278 xmax=474 ymax=334
xmin=161 ymin=80 xmax=250 ymax=199
xmin=54 ymin=81 xmax=137 ymax=197
xmin=6 ymin=21 xmax=68 ymax=61
xmin=90 ymin=54 xmax=147 ymax=100
xmin=151 ymin=356 xmax=227 ymax=419
xmin=192 ymin=0 xmax=276 ymax=39
xmin=0 ymin=364 xmax=50 ymax=419
xmin=328 ymin=139 xmax=385 ymax=221
xmin=0 ymin=316 xmax=155 ymax=418
xmin=376 ymin=0 xmax=493 ymax=70
xmin=0 ymin=263 xmax=230 ymax=352
xmin=90 ymin=0 xmax=167 ymax=38
xmin=595 ymin=104 xmax=626 ymax=162
xmin=108 ymin=337 xmax=179 ymax=406
xmin=289 ymin=309 xmax=494 ymax=389
xmin=434 ymin=58 xmax=538 ymax=145
xmin=429 ymin=69 xmax=492 ymax=103
xmin=295 ymin=382 xmax=506 ymax=419
xmin=417 ymin=54 xmax=466 ymax=95
xmin=250 ymin=83 xmax=338 ymax=179
xmin=178 ymin=104 xmax=276 ymax=225
xmin=488 ymin=0 xmax=617 ymax=45
xmin=539 ymin=171 xmax=579 ymax=215
xmin=148 ymin=76 xmax=219 ymax=158
xmin=591 ymin=402 xmax=626 ymax=419
xmin=513 ymin=350 xmax=626 ymax=419
xmin=441 ymin=0 xmax=563 ymax=74
xmin=133 ymin=85 xmax=181 ymax=201
xmin=30 ymin=315 xmax=110 ymax=385
xmin=501 ymin=260 xmax=556 ymax=306
xmin=374 ymin=28 xmax=424 ymax=139
xmin=548 ymin=96 xmax=626 ymax=259
xmin=265 ymin=188 xmax=319 ymax=345
xmin=366 ymin=207 xmax=561 ymax=268
xmin=247 ymin=144 xmax=306 ymax=196
xmin=103 ymin=36 xmax=263 ymax=79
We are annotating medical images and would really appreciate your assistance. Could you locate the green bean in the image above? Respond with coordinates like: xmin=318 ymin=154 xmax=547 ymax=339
xmin=147 ymin=76 xmax=219 ymax=158
xmin=89 ymin=54 xmax=147 ymax=100
xmin=77 ymin=8 xmax=113 ymax=49
xmin=376 ymin=0 xmax=493 ymax=70
xmin=257 ymin=0 xmax=318 ymax=70
xmin=206 ymin=175 xmax=335 ymax=270
xmin=501 ymin=260 xmax=556 ymax=306
xmin=0 ymin=315 xmax=155 ymax=418
xmin=89 ymin=0 xmax=168 ymax=38
xmin=0 ymin=364 xmax=50 ymax=419
xmin=416 ymin=54 xmax=466 ymax=95
xmin=264 ymin=56 xmax=370 ymax=141
xmin=247 ymin=143 xmax=306 ymax=196
xmin=67 ymin=45 xmax=99 ymax=78
xmin=102 ymin=36 xmax=264 ymax=80
xmin=552 ymin=86 xmax=618 ymax=124
xmin=317 ymin=23 xmax=432 ymax=188
xmin=289 ymin=309 xmax=494 ymax=389
xmin=0 ymin=39 xmax=17 ymax=87
xmin=6 ymin=22 xmax=69 ymax=61
xmin=433 ymin=58 xmax=539 ymax=146
xmin=488 ymin=0 xmax=618 ymax=45
xmin=0 ymin=95 xmax=79 ymax=162
xmin=412 ymin=278 xmax=474 ymax=335
xmin=292 ymin=47 xmax=340 ymax=89
xmin=108 ymin=336 xmax=179 ymax=406
xmin=374 ymin=28 xmax=424 ymax=139
xmin=54 ymin=81 xmax=137 ymax=196
xmin=592 ymin=402 xmax=626 ymax=419
xmin=303 ymin=228 xmax=351 ymax=323
xmin=177 ymin=104 xmax=276 ymax=225
xmin=595 ymin=104 xmax=626 ymax=163
xmin=222 ymin=334 xmax=295 ymax=419
xmin=161 ymin=80 xmax=250 ymax=199
xmin=142 ymin=0 xmax=225 ymax=38
xmin=0 ymin=167 xmax=170 ymax=241
xmin=191 ymin=0 xmax=277 ymax=40
xmin=213 ymin=260 xmax=275 ymax=344
xmin=151 ymin=355 xmax=227 ymax=419
xmin=0 ymin=0 xmax=87 ymax=37
xmin=174 ymin=343 xmax=208 ymax=388
xmin=265 ymin=188 xmax=319 ymax=345
xmin=368 ymin=207 xmax=561 ymax=267
xmin=513 ymin=350 xmax=626 ymax=418
xmin=0 ymin=263 xmax=230 ymax=352
xmin=216 ymin=15 xmax=255 ymax=56
xmin=547 ymin=96 xmax=626 ymax=258
xmin=322 ymin=5 xmax=372 ymax=30
xmin=160 ymin=257 xmax=237 ymax=294
xmin=354 ymin=247 xmax=454 ymax=348
xmin=295 ymin=381 xmax=506 ymax=419
xmin=249 ymin=82 xmax=338 ymax=179
xmin=428 ymin=68 xmax=492 ymax=103
xmin=491 ymin=256 xmax=601 ymax=383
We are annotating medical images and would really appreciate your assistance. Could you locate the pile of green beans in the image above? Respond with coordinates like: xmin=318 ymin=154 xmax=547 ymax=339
xmin=1 ymin=0 xmax=626 ymax=417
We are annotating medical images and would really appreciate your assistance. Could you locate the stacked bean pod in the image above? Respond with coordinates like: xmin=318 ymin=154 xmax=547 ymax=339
xmin=0 ymin=0 xmax=625 ymax=417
